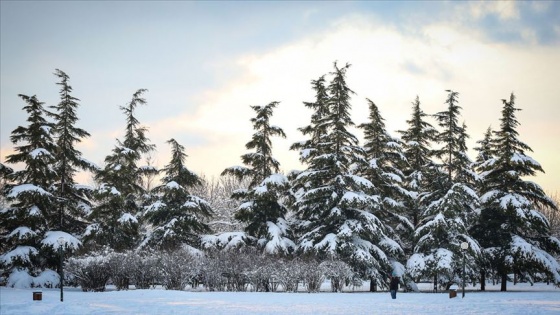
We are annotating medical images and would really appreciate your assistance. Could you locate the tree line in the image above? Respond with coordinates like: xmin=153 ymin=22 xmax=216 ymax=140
xmin=1 ymin=63 xmax=558 ymax=292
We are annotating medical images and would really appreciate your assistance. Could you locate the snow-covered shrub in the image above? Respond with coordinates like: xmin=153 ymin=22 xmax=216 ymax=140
xmin=276 ymin=257 xmax=303 ymax=292
xmin=248 ymin=255 xmax=280 ymax=292
xmin=160 ymin=249 xmax=202 ymax=290
xmin=129 ymin=250 xmax=160 ymax=289
xmin=106 ymin=251 xmax=133 ymax=290
xmin=199 ymin=251 xmax=227 ymax=291
xmin=66 ymin=253 xmax=110 ymax=292
xmin=320 ymin=260 xmax=354 ymax=292
xmin=301 ymin=259 xmax=325 ymax=293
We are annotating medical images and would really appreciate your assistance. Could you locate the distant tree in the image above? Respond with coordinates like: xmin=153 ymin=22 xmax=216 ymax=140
xmin=222 ymin=101 xmax=294 ymax=255
xmin=397 ymin=96 xmax=438 ymax=255
xmin=190 ymin=174 xmax=248 ymax=234
xmin=49 ymin=69 xmax=97 ymax=234
xmin=142 ymin=139 xmax=212 ymax=251
xmin=473 ymin=93 xmax=560 ymax=291
xmin=0 ymin=94 xmax=58 ymax=278
xmin=538 ymin=192 xmax=559 ymax=239
xmin=86 ymin=89 xmax=157 ymax=251
xmin=292 ymin=62 xmax=401 ymax=283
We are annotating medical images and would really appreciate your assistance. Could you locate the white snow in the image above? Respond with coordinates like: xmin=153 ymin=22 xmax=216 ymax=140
xmin=29 ymin=148 xmax=51 ymax=158
xmin=2 ymin=282 xmax=559 ymax=314
xmin=118 ymin=213 xmax=138 ymax=224
xmin=7 ymin=226 xmax=36 ymax=240
xmin=0 ymin=246 xmax=38 ymax=264
xmin=41 ymin=231 xmax=82 ymax=250
xmin=8 ymin=184 xmax=52 ymax=198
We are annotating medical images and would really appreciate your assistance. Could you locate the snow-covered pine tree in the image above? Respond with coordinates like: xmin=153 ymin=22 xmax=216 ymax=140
xmin=407 ymin=90 xmax=480 ymax=290
xmin=397 ymin=96 xmax=438 ymax=255
xmin=292 ymin=62 xmax=402 ymax=284
xmin=474 ymin=93 xmax=559 ymax=291
xmin=290 ymin=75 xmax=330 ymax=165
xmin=470 ymin=126 xmax=494 ymax=290
xmin=142 ymin=139 xmax=212 ymax=251
xmin=86 ymin=89 xmax=157 ymax=251
xmin=0 ymin=94 xmax=60 ymax=280
xmin=49 ymin=69 xmax=97 ymax=234
xmin=357 ymin=99 xmax=411 ymax=257
xmin=221 ymin=101 xmax=294 ymax=255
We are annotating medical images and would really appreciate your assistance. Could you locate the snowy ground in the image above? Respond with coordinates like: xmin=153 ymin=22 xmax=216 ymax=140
xmin=1 ymin=282 xmax=559 ymax=315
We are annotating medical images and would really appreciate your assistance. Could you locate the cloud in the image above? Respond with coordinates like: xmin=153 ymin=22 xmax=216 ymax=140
xmin=469 ymin=0 xmax=520 ymax=21
xmin=167 ymin=13 xmax=559 ymax=192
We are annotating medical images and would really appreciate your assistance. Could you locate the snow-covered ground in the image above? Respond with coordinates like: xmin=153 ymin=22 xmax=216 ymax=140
xmin=1 ymin=282 xmax=559 ymax=315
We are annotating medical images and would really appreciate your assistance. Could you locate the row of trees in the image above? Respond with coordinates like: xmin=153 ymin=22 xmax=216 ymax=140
xmin=1 ymin=64 xmax=558 ymax=292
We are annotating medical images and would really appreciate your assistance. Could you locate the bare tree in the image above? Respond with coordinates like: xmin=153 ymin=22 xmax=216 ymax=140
xmin=192 ymin=174 xmax=249 ymax=233
xmin=539 ymin=191 xmax=559 ymax=238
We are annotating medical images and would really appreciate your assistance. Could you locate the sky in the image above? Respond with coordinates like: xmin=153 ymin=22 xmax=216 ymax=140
xmin=1 ymin=1 xmax=559 ymax=194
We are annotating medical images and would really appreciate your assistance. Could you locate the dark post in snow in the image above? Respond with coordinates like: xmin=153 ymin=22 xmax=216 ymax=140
xmin=461 ymin=241 xmax=469 ymax=298
xmin=57 ymin=237 xmax=65 ymax=302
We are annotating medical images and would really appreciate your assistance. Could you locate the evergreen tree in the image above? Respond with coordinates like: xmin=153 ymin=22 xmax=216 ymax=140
xmin=0 ymin=95 xmax=58 ymax=278
xmin=290 ymin=75 xmax=330 ymax=165
xmin=397 ymin=96 xmax=438 ymax=255
xmin=474 ymin=93 xmax=560 ymax=291
xmin=407 ymin=90 xmax=480 ymax=289
xmin=471 ymin=126 xmax=494 ymax=290
xmin=86 ymin=89 xmax=157 ymax=251
xmin=143 ymin=139 xmax=212 ymax=251
xmin=292 ymin=62 xmax=402 ymax=283
xmin=358 ymin=99 xmax=411 ymax=253
xmin=222 ymin=102 xmax=294 ymax=254
xmin=49 ymin=69 xmax=96 ymax=234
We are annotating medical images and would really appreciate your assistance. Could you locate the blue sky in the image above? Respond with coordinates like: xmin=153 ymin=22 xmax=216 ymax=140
xmin=1 ymin=1 xmax=559 ymax=193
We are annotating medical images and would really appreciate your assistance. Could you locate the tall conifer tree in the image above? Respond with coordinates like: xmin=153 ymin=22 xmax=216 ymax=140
xmin=407 ymin=90 xmax=480 ymax=289
xmin=49 ymin=69 xmax=96 ymax=234
xmin=358 ymin=99 xmax=411 ymax=256
xmin=86 ymin=89 xmax=157 ymax=251
xmin=292 ymin=63 xmax=401 ymax=283
xmin=398 ymin=96 xmax=438 ymax=255
xmin=0 ymin=95 xmax=58 ymax=278
xmin=474 ymin=93 xmax=559 ymax=290
xmin=143 ymin=139 xmax=212 ymax=251
xmin=222 ymin=102 xmax=294 ymax=254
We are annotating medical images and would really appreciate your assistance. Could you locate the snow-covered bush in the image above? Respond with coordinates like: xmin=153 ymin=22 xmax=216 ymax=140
xmin=66 ymin=253 xmax=110 ymax=292
xmin=276 ymin=257 xmax=304 ymax=292
xmin=160 ymin=249 xmax=202 ymax=290
xmin=129 ymin=250 xmax=160 ymax=289
xmin=106 ymin=251 xmax=133 ymax=290
xmin=301 ymin=259 xmax=325 ymax=293
xmin=320 ymin=260 xmax=354 ymax=292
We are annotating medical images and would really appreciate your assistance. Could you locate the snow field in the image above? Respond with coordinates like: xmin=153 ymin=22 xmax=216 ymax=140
xmin=1 ymin=283 xmax=559 ymax=315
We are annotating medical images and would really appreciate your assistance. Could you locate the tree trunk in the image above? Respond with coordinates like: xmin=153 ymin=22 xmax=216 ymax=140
xmin=480 ymin=270 xmax=486 ymax=291
xmin=433 ymin=274 xmax=438 ymax=293
xmin=369 ymin=277 xmax=377 ymax=292
xmin=500 ymin=273 xmax=507 ymax=291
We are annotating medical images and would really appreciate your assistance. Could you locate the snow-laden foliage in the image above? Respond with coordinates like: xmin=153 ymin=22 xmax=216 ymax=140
xmin=472 ymin=93 xmax=559 ymax=290
xmin=142 ymin=139 xmax=212 ymax=251
xmin=291 ymin=63 xmax=401 ymax=284
xmin=222 ymin=101 xmax=294 ymax=254
xmin=86 ymin=89 xmax=157 ymax=252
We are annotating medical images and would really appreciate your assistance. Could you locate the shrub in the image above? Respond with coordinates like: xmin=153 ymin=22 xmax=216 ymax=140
xmin=66 ymin=253 xmax=110 ymax=292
